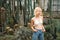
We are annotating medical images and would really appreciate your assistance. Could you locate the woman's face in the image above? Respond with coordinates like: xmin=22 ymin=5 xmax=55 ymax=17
xmin=35 ymin=9 xmax=42 ymax=16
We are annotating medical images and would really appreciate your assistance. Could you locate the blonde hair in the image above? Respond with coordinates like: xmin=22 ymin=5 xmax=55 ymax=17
xmin=34 ymin=7 xmax=42 ymax=16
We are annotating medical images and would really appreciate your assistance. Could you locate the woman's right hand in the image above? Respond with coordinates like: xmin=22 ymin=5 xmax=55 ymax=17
xmin=33 ymin=29 xmax=37 ymax=32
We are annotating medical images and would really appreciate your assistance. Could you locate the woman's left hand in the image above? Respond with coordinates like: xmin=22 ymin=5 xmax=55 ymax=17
xmin=42 ymin=29 xmax=46 ymax=32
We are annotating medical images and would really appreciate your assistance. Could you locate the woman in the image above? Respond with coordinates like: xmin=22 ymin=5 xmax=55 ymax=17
xmin=31 ymin=7 xmax=45 ymax=40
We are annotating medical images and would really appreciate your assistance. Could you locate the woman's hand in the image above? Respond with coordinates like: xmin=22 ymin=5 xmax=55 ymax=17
xmin=42 ymin=29 xmax=46 ymax=32
xmin=33 ymin=29 xmax=38 ymax=32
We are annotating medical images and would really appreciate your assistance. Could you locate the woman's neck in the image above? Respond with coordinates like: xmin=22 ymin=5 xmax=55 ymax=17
xmin=35 ymin=16 xmax=39 ymax=18
xmin=35 ymin=15 xmax=43 ymax=18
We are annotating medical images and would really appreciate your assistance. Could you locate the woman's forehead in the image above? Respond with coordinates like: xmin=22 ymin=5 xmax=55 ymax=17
xmin=35 ymin=7 xmax=42 ymax=11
